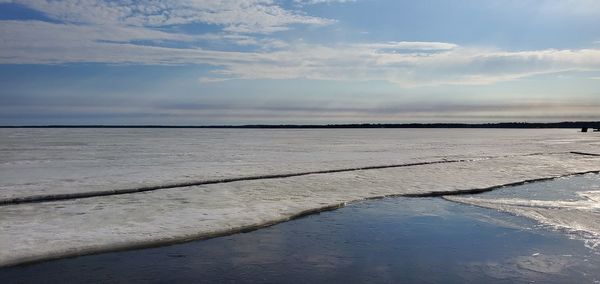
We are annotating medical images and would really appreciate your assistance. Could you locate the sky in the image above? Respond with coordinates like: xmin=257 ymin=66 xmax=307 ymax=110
xmin=1 ymin=0 xmax=599 ymax=125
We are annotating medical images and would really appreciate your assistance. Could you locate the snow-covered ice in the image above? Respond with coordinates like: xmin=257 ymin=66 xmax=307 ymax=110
xmin=2 ymin=128 xmax=599 ymax=200
xmin=0 ymin=129 xmax=599 ymax=267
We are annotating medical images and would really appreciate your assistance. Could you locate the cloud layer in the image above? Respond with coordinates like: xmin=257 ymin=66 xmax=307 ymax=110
xmin=1 ymin=0 xmax=600 ymax=87
xmin=0 ymin=0 xmax=333 ymax=32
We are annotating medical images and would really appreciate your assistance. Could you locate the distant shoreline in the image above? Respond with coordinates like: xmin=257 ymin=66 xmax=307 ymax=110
xmin=1 ymin=122 xmax=599 ymax=129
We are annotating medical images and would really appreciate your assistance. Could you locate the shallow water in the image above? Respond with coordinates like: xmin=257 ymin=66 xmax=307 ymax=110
xmin=447 ymin=174 xmax=600 ymax=249
xmin=2 ymin=196 xmax=599 ymax=283
xmin=470 ymin=172 xmax=600 ymax=201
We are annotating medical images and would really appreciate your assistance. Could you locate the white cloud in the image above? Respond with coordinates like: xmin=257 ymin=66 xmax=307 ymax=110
xmin=294 ymin=0 xmax=357 ymax=5
xmin=2 ymin=0 xmax=600 ymax=87
xmin=204 ymin=45 xmax=600 ymax=86
xmin=363 ymin=41 xmax=458 ymax=51
xmin=0 ymin=20 xmax=258 ymax=65
xmin=3 ymin=19 xmax=600 ymax=87
xmin=0 ymin=0 xmax=334 ymax=33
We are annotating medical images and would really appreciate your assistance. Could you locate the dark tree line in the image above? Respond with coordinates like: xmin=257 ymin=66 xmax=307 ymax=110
xmin=2 ymin=121 xmax=600 ymax=129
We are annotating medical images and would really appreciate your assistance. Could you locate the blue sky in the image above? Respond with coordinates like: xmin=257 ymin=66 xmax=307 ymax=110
xmin=1 ymin=0 xmax=599 ymax=125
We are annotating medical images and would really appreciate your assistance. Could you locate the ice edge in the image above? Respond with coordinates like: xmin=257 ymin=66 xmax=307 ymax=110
xmin=3 ymin=169 xmax=600 ymax=268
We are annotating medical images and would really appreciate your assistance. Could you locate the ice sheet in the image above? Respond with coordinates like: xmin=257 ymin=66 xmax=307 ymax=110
xmin=2 ymin=128 xmax=599 ymax=199
xmin=1 ymin=152 xmax=600 ymax=267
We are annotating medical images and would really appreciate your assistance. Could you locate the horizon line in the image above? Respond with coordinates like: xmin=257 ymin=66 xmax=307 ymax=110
xmin=1 ymin=121 xmax=600 ymax=129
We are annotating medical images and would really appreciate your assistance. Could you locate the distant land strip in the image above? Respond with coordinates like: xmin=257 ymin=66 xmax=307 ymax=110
xmin=1 ymin=121 xmax=600 ymax=129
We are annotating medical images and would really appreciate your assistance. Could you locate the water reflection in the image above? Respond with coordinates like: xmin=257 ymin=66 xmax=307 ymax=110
xmin=447 ymin=174 xmax=600 ymax=250
xmin=2 ymin=197 xmax=599 ymax=283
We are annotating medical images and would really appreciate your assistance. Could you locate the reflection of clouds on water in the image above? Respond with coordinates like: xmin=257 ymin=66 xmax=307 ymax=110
xmin=447 ymin=175 xmax=600 ymax=250
xmin=516 ymin=254 xmax=573 ymax=273
xmin=447 ymin=198 xmax=600 ymax=249
xmin=466 ymin=211 xmax=532 ymax=232
xmin=357 ymin=197 xmax=455 ymax=219
xmin=4 ymin=196 xmax=600 ymax=283
xmin=467 ymin=254 xmax=577 ymax=282
xmin=450 ymin=190 xmax=600 ymax=210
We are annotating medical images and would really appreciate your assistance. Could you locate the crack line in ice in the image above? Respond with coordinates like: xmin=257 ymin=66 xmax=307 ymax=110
xmin=571 ymin=151 xmax=600 ymax=157
xmin=0 ymin=152 xmax=558 ymax=206
xmin=2 ymin=159 xmax=463 ymax=206
xmin=3 ymin=171 xmax=600 ymax=268
xmin=394 ymin=170 xmax=600 ymax=198
xmin=1 ymin=153 xmax=599 ymax=267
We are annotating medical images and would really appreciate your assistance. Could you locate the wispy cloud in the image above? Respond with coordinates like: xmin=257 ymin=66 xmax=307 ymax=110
xmin=2 ymin=0 xmax=600 ymax=87
xmin=363 ymin=41 xmax=458 ymax=51
xmin=208 ymin=45 xmax=600 ymax=86
xmin=2 ymin=19 xmax=600 ymax=86
xmin=0 ymin=0 xmax=334 ymax=33
xmin=294 ymin=0 xmax=357 ymax=5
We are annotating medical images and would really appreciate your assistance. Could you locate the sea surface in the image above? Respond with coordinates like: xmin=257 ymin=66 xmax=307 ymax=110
xmin=1 ymin=128 xmax=599 ymax=274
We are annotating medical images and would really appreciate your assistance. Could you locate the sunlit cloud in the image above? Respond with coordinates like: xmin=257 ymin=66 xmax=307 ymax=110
xmin=2 ymin=19 xmax=600 ymax=86
xmin=0 ymin=0 xmax=334 ymax=33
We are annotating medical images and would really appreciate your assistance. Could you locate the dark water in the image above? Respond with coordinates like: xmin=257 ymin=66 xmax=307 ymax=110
xmin=2 ymin=195 xmax=599 ymax=284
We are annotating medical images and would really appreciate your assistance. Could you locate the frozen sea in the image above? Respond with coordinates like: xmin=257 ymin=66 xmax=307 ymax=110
xmin=2 ymin=128 xmax=599 ymax=200
xmin=1 ymin=128 xmax=600 ymax=273
xmin=3 ymin=188 xmax=600 ymax=283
